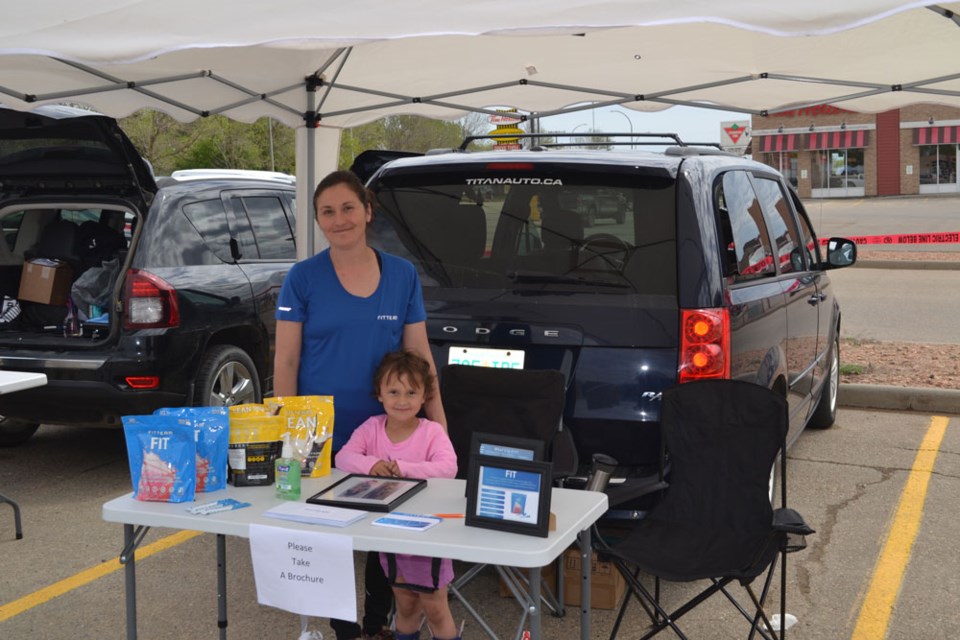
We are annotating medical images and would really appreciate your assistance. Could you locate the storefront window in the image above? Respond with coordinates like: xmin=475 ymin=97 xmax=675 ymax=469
xmin=919 ymin=145 xmax=958 ymax=187
xmin=811 ymin=148 xmax=864 ymax=197
xmin=763 ymin=152 xmax=798 ymax=188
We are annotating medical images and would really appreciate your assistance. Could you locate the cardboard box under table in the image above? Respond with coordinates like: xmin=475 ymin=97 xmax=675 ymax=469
xmin=18 ymin=259 xmax=72 ymax=306
xmin=562 ymin=547 xmax=626 ymax=610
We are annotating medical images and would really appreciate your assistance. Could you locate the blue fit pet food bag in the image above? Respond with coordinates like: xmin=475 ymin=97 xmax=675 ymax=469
xmin=122 ymin=415 xmax=196 ymax=502
xmin=156 ymin=406 xmax=229 ymax=492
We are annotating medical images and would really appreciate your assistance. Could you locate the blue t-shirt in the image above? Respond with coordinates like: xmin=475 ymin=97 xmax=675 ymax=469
xmin=275 ymin=249 xmax=427 ymax=450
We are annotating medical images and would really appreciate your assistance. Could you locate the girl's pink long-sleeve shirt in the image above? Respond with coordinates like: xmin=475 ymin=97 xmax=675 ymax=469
xmin=335 ymin=415 xmax=457 ymax=480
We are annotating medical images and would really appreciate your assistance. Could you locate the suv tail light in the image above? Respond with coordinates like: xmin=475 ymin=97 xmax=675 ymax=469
xmin=679 ymin=308 xmax=730 ymax=383
xmin=123 ymin=269 xmax=180 ymax=329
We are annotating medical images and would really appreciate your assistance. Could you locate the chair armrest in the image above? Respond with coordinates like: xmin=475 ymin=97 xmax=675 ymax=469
xmin=773 ymin=507 xmax=815 ymax=535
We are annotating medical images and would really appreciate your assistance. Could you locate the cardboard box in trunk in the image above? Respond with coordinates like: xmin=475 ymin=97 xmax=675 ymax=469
xmin=19 ymin=259 xmax=73 ymax=306
xmin=562 ymin=547 xmax=626 ymax=610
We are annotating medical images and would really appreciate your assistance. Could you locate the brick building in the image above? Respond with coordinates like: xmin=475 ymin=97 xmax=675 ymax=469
xmin=752 ymin=104 xmax=960 ymax=198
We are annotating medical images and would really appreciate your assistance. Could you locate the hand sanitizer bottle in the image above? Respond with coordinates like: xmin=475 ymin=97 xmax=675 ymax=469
xmin=275 ymin=434 xmax=301 ymax=500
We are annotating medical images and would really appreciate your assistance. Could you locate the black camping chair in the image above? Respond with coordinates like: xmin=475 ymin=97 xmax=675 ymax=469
xmin=595 ymin=379 xmax=814 ymax=640
xmin=441 ymin=364 xmax=577 ymax=484
xmin=440 ymin=364 xmax=578 ymax=639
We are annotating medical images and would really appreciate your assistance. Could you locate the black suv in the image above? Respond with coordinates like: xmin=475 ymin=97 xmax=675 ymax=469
xmin=0 ymin=106 xmax=295 ymax=445
xmin=363 ymin=138 xmax=856 ymax=486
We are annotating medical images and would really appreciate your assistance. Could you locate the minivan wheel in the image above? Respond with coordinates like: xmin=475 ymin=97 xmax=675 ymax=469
xmin=193 ymin=345 xmax=262 ymax=407
xmin=808 ymin=334 xmax=839 ymax=429
xmin=0 ymin=416 xmax=40 ymax=447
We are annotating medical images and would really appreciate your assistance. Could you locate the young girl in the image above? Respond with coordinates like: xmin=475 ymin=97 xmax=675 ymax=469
xmin=336 ymin=350 xmax=460 ymax=640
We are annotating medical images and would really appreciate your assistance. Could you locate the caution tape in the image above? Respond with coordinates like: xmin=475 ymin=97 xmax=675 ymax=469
xmin=818 ymin=231 xmax=960 ymax=246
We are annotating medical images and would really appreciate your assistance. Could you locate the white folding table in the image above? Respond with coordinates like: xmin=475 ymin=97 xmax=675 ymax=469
xmin=0 ymin=370 xmax=48 ymax=540
xmin=102 ymin=473 xmax=607 ymax=640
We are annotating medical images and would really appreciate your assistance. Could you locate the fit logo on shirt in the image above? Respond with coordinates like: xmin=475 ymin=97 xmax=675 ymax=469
xmin=377 ymin=315 xmax=399 ymax=321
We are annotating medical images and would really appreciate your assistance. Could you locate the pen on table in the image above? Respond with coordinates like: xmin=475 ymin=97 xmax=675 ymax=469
xmin=431 ymin=513 xmax=465 ymax=518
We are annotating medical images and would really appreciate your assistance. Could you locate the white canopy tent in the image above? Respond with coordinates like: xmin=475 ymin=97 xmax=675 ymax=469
xmin=2 ymin=1 xmax=959 ymax=255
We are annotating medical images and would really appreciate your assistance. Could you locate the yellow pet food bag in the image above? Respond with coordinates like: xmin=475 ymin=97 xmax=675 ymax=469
xmin=227 ymin=413 xmax=284 ymax=486
xmin=267 ymin=395 xmax=335 ymax=477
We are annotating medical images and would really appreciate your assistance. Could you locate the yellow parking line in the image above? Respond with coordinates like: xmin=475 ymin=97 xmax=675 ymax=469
xmin=851 ymin=415 xmax=949 ymax=640
xmin=0 ymin=529 xmax=202 ymax=623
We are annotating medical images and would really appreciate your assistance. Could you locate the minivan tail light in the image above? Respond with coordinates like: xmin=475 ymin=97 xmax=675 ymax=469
xmin=123 ymin=269 xmax=180 ymax=329
xmin=679 ymin=308 xmax=730 ymax=383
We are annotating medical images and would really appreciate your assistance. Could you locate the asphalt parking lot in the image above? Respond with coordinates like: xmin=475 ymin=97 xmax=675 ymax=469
xmin=1 ymin=405 xmax=957 ymax=640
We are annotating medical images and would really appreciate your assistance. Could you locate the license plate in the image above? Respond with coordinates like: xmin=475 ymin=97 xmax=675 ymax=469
xmin=448 ymin=346 xmax=525 ymax=369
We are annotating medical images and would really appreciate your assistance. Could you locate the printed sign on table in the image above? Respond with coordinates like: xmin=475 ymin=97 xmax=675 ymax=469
xmin=249 ymin=524 xmax=357 ymax=620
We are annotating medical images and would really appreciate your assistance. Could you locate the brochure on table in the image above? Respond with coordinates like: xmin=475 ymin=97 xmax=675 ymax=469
xmin=264 ymin=501 xmax=368 ymax=527
xmin=371 ymin=512 xmax=442 ymax=531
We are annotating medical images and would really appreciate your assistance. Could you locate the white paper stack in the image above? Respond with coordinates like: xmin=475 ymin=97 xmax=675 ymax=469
xmin=264 ymin=501 xmax=367 ymax=527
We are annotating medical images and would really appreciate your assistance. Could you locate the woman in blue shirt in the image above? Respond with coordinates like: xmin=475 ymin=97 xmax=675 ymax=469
xmin=274 ymin=169 xmax=446 ymax=640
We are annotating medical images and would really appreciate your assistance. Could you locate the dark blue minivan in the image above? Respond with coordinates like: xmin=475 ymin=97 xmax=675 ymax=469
xmin=365 ymin=145 xmax=857 ymax=487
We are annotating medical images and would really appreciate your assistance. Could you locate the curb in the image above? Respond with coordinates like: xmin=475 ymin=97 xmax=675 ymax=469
xmin=855 ymin=260 xmax=960 ymax=270
xmin=839 ymin=383 xmax=960 ymax=415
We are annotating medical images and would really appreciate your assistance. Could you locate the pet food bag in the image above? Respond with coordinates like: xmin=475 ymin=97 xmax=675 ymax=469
xmin=267 ymin=395 xmax=335 ymax=478
xmin=155 ymin=406 xmax=229 ymax=492
xmin=227 ymin=411 xmax=284 ymax=486
xmin=122 ymin=415 xmax=196 ymax=502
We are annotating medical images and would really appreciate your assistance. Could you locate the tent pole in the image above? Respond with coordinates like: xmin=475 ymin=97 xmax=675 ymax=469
xmin=306 ymin=78 xmax=317 ymax=258
xmin=297 ymin=75 xmax=341 ymax=261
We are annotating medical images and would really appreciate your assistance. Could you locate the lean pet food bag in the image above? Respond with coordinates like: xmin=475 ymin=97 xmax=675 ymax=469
xmin=227 ymin=406 xmax=284 ymax=486
xmin=267 ymin=395 xmax=335 ymax=477
xmin=122 ymin=415 xmax=196 ymax=503
xmin=155 ymin=406 xmax=229 ymax=492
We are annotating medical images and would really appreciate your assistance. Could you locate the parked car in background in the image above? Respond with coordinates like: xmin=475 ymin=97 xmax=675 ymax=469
xmin=0 ymin=105 xmax=296 ymax=445
xmin=557 ymin=186 xmax=628 ymax=226
xmin=362 ymin=138 xmax=856 ymax=513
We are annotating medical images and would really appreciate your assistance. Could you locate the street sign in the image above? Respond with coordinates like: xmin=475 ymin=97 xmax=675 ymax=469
xmin=720 ymin=120 xmax=751 ymax=148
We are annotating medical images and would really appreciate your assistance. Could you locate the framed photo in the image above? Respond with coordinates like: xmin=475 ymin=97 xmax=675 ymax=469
xmin=306 ymin=474 xmax=427 ymax=512
xmin=465 ymin=432 xmax=546 ymax=496
xmin=465 ymin=455 xmax=553 ymax=537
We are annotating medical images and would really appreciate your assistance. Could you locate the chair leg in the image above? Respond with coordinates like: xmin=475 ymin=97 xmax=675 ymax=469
xmin=713 ymin=576 xmax=776 ymax=640
xmin=0 ymin=492 xmax=23 ymax=540
xmin=781 ymin=546 xmax=787 ymax=640
xmin=612 ymin=564 xmax=711 ymax=640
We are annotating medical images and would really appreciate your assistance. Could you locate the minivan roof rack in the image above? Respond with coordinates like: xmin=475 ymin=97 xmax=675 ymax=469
xmin=458 ymin=132 xmax=689 ymax=151
xmin=664 ymin=146 xmax=737 ymax=157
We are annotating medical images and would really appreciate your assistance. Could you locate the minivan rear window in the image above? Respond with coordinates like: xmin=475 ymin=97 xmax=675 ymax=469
xmin=371 ymin=169 xmax=677 ymax=295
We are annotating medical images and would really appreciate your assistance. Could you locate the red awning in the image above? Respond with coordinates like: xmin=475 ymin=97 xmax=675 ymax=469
xmin=914 ymin=126 xmax=960 ymax=145
xmin=756 ymin=134 xmax=799 ymax=153
xmin=806 ymin=130 xmax=869 ymax=150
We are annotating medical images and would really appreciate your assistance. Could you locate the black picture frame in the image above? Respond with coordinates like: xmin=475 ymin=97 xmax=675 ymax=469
xmin=465 ymin=432 xmax=546 ymax=496
xmin=306 ymin=474 xmax=427 ymax=512
xmin=465 ymin=455 xmax=553 ymax=537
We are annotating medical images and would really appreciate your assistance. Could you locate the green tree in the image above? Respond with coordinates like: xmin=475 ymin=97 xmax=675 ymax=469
xmin=120 ymin=111 xmax=203 ymax=176
xmin=120 ymin=110 xmax=503 ymax=176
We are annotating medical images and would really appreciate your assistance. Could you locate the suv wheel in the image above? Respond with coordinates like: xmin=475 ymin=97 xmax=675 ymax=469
xmin=808 ymin=334 xmax=839 ymax=429
xmin=0 ymin=416 xmax=40 ymax=447
xmin=193 ymin=345 xmax=262 ymax=407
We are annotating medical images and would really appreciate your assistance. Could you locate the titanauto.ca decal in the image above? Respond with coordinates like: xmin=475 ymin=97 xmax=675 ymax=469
xmin=465 ymin=177 xmax=563 ymax=186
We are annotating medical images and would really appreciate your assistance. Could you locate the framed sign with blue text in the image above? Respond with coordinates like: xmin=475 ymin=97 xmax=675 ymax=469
xmin=465 ymin=455 xmax=552 ymax=537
